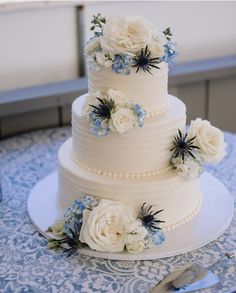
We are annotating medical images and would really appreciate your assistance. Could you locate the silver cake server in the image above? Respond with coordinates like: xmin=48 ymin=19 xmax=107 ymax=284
xmin=150 ymin=251 xmax=235 ymax=293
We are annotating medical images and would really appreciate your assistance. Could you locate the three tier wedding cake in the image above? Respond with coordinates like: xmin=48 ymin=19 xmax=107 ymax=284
xmin=47 ymin=15 xmax=226 ymax=256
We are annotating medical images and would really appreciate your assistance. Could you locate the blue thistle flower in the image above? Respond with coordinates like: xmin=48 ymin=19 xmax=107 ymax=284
xmin=139 ymin=203 xmax=165 ymax=233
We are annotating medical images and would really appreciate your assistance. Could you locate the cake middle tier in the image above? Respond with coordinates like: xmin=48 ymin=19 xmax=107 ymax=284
xmin=72 ymin=94 xmax=186 ymax=175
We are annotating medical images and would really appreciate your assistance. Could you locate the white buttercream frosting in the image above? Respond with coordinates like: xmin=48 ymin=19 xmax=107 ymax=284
xmin=57 ymin=138 xmax=202 ymax=231
xmin=87 ymin=62 xmax=168 ymax=115
xmin=72 ymin=94 xmax=186 ymax=174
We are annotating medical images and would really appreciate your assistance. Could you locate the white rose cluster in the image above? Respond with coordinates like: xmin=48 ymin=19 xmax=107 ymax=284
xmin=84 ymin=89 xmax=146 ymax=135
xmin=100 ymin=16 xmax=153 ymax=55
xmin=149 ymin=32 xmax=166 ymax=57
xmin=171 ymin=118 xmax=227 ymax=181
xmin=95 ymin=51 xmax=113 ymax=68
xmin=79 ymin=200 xmax=149 ymax=253
xmin=173 ymin=155 xmax=204 ymax=181
xmin=188 ymin=118 xmax=227 ymax=163
xmin=99 ymin=16 xmax=167 ymax=58
xmin=47 ymin=196 xmax=165 ymax=255
xmin=79 ymin=199 xmax=135 ymax=252
xmin=125 ymin=220 xmax=148 ymax=253
xmin=85 ymin=15 xmax=170 ymax=73
xmin=109 ymin=107 xmax=136 ymax=134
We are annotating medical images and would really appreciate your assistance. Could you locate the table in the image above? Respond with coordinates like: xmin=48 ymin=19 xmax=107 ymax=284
xmin=0 ymin=126 xmax=235 ymax=293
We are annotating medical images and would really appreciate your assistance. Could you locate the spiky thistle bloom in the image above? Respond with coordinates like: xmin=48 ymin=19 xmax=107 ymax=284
xmin=139 ymin=203 xmax=165 ymax=233
xmin=132 ymin=46 xmax=160 ymax=74
xmin=61 ymin=223 xmax=83 ymax=257
xmin=47 ymin=223 xmax=83 ymax=258
xmin=89 ymin=97 xmax=115 ymax=121
xmin=170 ymin=129 xmax=200 ymax=162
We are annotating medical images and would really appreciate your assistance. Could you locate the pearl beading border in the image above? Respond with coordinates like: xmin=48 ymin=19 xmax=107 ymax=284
xmin=72 ymin=155 xmax=171 ymax=179
xmin=57 ymin=190 xmax=201 ymax=233
xmin=76 ymin=101 xmax=169 ymax=120
xmin=145 ymin=101 xmax=169 ymax=118
xmin=161 ymin=198 xmax=201 ymax=232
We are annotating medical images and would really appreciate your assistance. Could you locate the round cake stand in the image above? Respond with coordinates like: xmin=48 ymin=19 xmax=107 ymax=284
xmin=27 ymin=172 xmax=234 ymax=261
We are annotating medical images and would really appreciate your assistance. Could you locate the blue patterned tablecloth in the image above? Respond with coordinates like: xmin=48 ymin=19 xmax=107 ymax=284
xmin=0 ymin=127 xmax=235 ymax=293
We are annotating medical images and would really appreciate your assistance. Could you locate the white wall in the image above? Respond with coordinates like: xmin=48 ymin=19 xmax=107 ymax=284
xmin=0 ymin=1 xmax=236 ymax=92
xmin=0 ymin=6 xmax=78 ymax=91
xmin=84 ymin=1 xmax=236 ymax=63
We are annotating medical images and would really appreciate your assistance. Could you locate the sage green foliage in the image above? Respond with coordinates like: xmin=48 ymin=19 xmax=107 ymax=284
xmin=90 ymin=13 xmax=106 ymax=33
xmin=163 ymin=27 xmax=172 ymax=41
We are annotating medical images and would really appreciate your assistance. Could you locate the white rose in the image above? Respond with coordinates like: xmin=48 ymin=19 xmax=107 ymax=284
xmin=106 ymin=89 xmax=130 ymax=105
xmin=109 ymin=107 xmax=136 ymax=134
xmin=149 ymin=33 xmax=165 ymax=57
xmin=126 ymin=241 xmax=145 ymax=254
xmin=79 ymin=199 xmax=135 ymax=253
xmin=95 ymin=51 xmax=113 ymax=68
xmin=100 ymin=16 xmax=153 ymax=54
xmin=153 ymin=31 xmax=167 ymax=45
xmin=85 ymin=37 xmax=101 ymax=55
xmin=126 ymin=220 xmax=148 ymax=244
xmin=85 ymin=38 xmax=101 ymax=55
xmin=188 ymin=118 xmax=227 ymax=163
xmin=176 ymin=159 xmax=203 ymax=180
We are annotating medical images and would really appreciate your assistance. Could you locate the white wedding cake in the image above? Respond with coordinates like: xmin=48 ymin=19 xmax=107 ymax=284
xmin=48 ymin=15 xmax=226 ymax=255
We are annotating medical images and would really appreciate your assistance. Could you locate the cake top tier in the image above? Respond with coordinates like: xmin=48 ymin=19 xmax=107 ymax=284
xmin=85 ymin=14 xmax=176 ymax=75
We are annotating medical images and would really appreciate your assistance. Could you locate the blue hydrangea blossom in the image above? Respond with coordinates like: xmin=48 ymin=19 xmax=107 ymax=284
xmin=64 ymin=195 xmax=99 ymax=238
xmin=162 ymin=42 xmax=177 ymax=65
xmin=133 ymin=104 xmax=147 ymax=127
xmin=112 ymin=54 xmax=133 ymax=75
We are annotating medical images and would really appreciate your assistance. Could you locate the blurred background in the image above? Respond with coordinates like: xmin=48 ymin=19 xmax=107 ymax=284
xmin=0 ymin=0 xmax=236 ymax=138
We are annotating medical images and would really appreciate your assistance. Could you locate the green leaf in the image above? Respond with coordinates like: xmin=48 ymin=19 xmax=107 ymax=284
xmin=45 ymin=226 xmax=53 ymax=233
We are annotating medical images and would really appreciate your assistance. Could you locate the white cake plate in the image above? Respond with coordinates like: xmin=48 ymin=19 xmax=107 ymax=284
xmin=28 ymin=172 xmax=234 ymax=261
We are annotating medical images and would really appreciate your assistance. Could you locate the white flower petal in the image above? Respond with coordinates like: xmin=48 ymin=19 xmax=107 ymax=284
xmin=80 ymin=199 xmax=136 ymax=253
xmin=100 ymin=16 xmax=153 ymax=54
xmin=188 ymin=118 xmax=226 ymax=163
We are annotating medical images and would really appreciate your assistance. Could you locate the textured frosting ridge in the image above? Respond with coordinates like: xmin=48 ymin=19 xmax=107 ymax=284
xmin=88 ymin=62 xmax=168 ymax=115
xmin=72 ymin=155 xmax=172 ymax=179
xmin=72 ymin=94 xmax=186 ymax=174
xmin=57 ymin=138 xmax=202 ymax=231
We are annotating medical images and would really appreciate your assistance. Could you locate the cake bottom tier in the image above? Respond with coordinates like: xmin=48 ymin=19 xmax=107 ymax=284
xmin=57 ymin=138 xmax=202 ymax=231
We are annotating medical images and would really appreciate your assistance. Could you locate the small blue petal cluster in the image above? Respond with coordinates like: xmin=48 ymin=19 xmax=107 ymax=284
xmin=88 ymin=112 xmax=109 ymax=136
xmin=149 ymin=230 xmax=165 ymax=245
xmin=112 ymin=54 xmax=133 ymax=75
xmin=133 ymin=104 xmax=147 ymax=127
xmin=162 ymin=42 xmax=177 ymax=65
xmin=64 ymin=195 xmax=99 ymax=238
